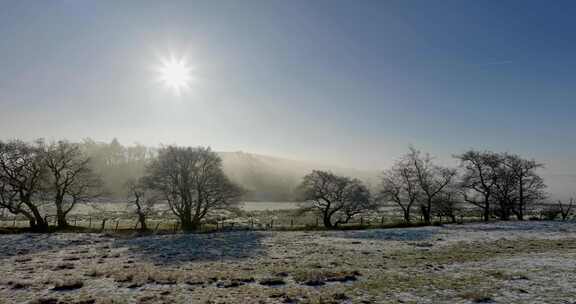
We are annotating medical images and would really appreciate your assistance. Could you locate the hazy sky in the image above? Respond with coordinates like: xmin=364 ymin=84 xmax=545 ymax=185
xmin=1 ymin=0 xmax=576 ymax=174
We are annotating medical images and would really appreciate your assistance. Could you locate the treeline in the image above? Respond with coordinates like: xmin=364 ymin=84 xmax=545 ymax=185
xmin=0 ymin=139 xmax=243 ymax=232
xmin=80 ymin=138 xmax=154 ymax=197
xmin=300 ymin=147 xmax=550 ymax=228
xmin=0 ymin=138 xmax=569 ymax=233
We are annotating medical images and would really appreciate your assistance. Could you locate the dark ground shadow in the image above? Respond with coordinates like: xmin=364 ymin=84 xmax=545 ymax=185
xmin=448 ymin=220 xmax=576 ymax=233
xmin=334 ymin=227 xmax=440 ymax=242
xmin=0 ymin=233 xmax=108 ymax=259
xmin=114 ymin=231 xmax=268 ymax=264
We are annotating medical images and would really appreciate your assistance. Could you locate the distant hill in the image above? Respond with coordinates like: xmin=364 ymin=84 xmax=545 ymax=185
xmin=79 ymin=139 xmax=574 ymax=202
xmin=77 ymin=139 xmax=380 ymax=201
xmin=218 ymin=151 xmax=380 ymax=201
xmin=219 ymin=152 xmax=576 ymax=202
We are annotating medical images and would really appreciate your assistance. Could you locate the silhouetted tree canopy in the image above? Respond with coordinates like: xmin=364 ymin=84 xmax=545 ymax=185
xmin=407 ymin=147 xmax=457 ymax=225
xmin=42 ymin=140 xmax=102 ymax=228
xmin=379 ymin=157 xmax=420 ymax=223
xmin=0 ymin=140 xmax=49 ymax=231
xmin=298 ymin=170 xmax=375 ymax=228
xmin=144 ymin=146 xmax=244 ymax=231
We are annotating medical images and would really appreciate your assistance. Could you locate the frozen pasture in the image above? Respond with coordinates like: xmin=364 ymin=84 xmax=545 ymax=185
xmin=1 ymin=221 xmax=576 ymax=303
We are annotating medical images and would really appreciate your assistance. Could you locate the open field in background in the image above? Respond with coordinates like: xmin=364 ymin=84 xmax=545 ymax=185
xmin=1 ymin=221 xmax=576 ymax=303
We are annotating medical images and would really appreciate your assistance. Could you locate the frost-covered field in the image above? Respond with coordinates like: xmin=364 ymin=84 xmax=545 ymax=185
xmin=1 ymin=221 xmax=576 ymax=304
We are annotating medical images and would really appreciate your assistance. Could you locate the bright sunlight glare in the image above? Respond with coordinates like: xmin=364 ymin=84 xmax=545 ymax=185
xmin=157 ymin=55 xmax=193 ymax=96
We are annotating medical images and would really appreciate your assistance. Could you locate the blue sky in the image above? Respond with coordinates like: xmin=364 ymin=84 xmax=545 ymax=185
xmin=1 ymin=0 xmax=575 ymax=177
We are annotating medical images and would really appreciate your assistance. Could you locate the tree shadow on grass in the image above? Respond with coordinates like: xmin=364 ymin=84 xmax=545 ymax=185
xmin=449 ymin=221 xmax=576 ymax=233
xmin=0 ymin=233 xmax=106 ymax=259
xmin=114 ymin=231 xmax=268 ymax=264
xmin=334 ymin=227 xmax=440 ymax=242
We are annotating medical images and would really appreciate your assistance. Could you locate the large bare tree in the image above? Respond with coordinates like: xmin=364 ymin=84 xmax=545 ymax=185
xmin=298 ymin=170 xmax=374 ymax=228
xmin=0 ymin=140 xmax=49 ymax=231
xmin=432 ymin=183 xmax=462 ymax=223
xmin=455 ymin=150 xmax=501 ymax=222
xmin=42 ymin=140 xmax=102 ymax=228
xmin=407 ymin=148 xmax=457 ymax=225
xmin=145 ymin=146 xmax=243 ymax=231
xmin=379 ymin=158 xmax=419 ymax=223
xmin=502 ymin=154 xmax=546 ymax=220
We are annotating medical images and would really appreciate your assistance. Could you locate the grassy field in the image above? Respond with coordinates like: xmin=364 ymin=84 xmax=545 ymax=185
xmin=1 ymin=221 xmax=575 ymax=303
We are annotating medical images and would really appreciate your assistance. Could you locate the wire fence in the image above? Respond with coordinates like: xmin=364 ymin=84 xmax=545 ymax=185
xmin=0 ymin=202 xmax=563 ymax=233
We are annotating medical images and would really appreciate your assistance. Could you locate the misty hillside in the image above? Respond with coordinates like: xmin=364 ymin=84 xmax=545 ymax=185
xmin=219 ymin=151 xmax=380 ymax=201
xmin=220 ymin=151 xmax=575 ymax=202
xmin=78 ymin=140 xmax=380 ymax=201
xmin=77 ymin=140 xmax=573 ymax=201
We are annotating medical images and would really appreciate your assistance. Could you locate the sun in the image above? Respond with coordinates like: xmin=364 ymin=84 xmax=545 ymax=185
xmin=157 ymin=55 xmax=193 ymax=96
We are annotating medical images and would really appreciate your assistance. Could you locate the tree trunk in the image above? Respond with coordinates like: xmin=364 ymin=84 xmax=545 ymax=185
xmin=518 ymin=171 xmax=524 ymax=221
xmin=483 ymin=201 xmax=490 ymax=222
xmin=54 ymin=194 xmax=69 ymax=228
xmin=403 ymin=208 xmax=411 ymax=223
xmin=190 ymin=217 xmax=201 ymax=231
xmin=180 ymin=212 xmax=202 ymax=232
xmin=56 ymin=211 xmax=69 ymax=228
xmin=30 ymin=218 xmax=49 ymax=232
xmin=515 ymin=202 xmax=524 ymax=221
xmin=322 ymin=213 xmax=334 ymax=228
xmin=180 ymin=218 xmax=194 ymax=232
xmin=138 ymin=214 xmax=147 ymax=232
xmin=497 ymin=200 xmax=512 ymax=221
xmin=421 ymin=204 xmax=431 ymax=225
xmin=23 ymin=198 xmax=49 ymax=232
xmin=181 ymin=221 xmax=193 ymax=232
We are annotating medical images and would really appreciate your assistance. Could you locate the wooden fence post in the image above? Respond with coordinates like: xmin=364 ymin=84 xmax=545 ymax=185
xmin=115 ymin=221 xmax=119 ymax=232
xmin=88 ymin=217 xmax=92 ymax=229
xmin=100 ymin=219 xmax=107 ymax=232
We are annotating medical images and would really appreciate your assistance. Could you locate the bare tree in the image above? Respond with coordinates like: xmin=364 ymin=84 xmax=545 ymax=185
xmin=407 ymin=148 xmax=457 ymax=225
xmin=42 ymin=140 xmax=102 ymax=228
xmin=492 ymin=162 xmax=517 ymax=220
xmin=502 ymin=154 xmax=546 ymax=220
xmin=557 ymin=198 xmax=574 ymax=221
xmin=145 ymin=146 xmax=243 ymax=231
xmin=298 ymin=170 xmax=374 ymax=228
xmin=455 ymin=150 xmax=501 ymax=222
xmin=433 ymin=183 xmax=462 ymax=223
xmin=379 ymin=158 xmax=419 ymax=223
xmin=126 ymin=179 xmax=158 ymax=231
xmin=0 ymin=140 xmax=49 ymax=231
